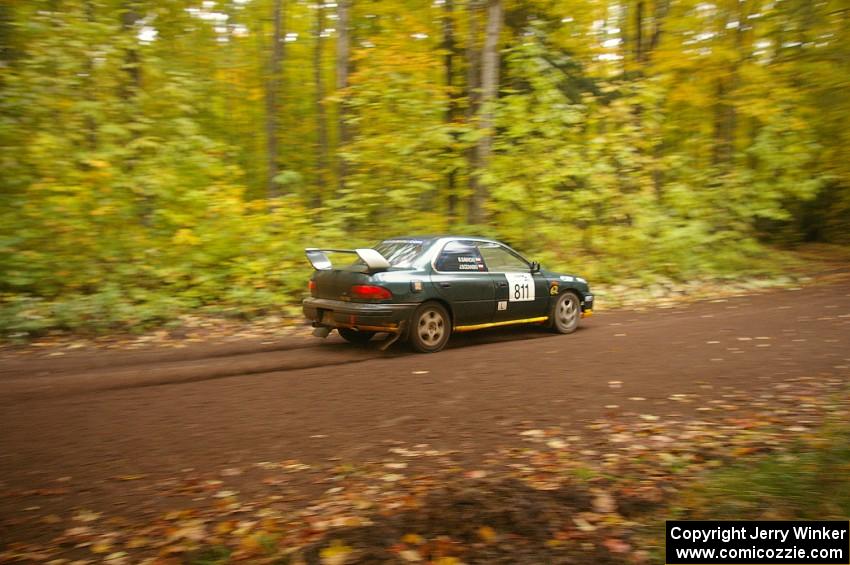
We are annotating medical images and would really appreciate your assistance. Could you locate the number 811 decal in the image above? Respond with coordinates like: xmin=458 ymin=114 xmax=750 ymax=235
xmin=504 ymin=273 xmax=535 ymax=302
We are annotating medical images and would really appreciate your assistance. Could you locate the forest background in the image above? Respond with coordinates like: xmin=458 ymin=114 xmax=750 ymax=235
xmin=1 ymin=0 xmax=849 ymax=336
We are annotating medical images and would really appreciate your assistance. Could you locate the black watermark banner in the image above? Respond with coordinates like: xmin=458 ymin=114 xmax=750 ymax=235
xmin=666 ymin=521 xmax=849 ymax=564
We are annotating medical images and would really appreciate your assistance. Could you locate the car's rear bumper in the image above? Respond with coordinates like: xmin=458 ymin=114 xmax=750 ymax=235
xmin=303 ymin=298 xmax=417 ymax=334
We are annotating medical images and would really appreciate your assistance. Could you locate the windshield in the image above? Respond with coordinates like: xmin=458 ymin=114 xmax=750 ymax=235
xmin=374 ymin=239 xmax=426 ymax=268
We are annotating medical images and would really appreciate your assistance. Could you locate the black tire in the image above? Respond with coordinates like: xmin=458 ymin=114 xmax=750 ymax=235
xmin=338 ymin=327 xmax=376 ymax=344
xmin=549 ymin=292 xmax=581 ymax=334
xmin=409 ymin=302 xmax=451 ymax=353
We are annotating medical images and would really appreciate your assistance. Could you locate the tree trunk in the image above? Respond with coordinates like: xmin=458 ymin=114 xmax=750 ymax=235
xmin=634 ymin=0 xmax=644 ymax=64
xmin=620 ymin=2 xmax=629 ymax=76
xmin=443 ymin=0 xmax=459 ymax=223
xmin=265 ymin=0 xmax=285 ymax=200
xmin=464 ymin=0 xmax=481 ymax=217
xmin=0 ymin=1 xmax=14 ymax=72
xmin=468 ymin=0 xmax=501 ymax=226
xmin=648 ymin=0 xmax=670 ymax=199
xmin=119 ymin=0 xmax=142 ymax=100
xmin=713 ymin=77 xmax=737 ymax=166
xmin=335 ymin=0 xmax=352 ymax=195
xmin=648 ymin=0 xmax=671 ymax=55
xmin=314 ymin=3 xmax=328 ymax=207
xmin=120 ymin=0 xmax=149 ymax=224
xmin=84 ymin=0 xmax=97 ymax=151
xmin=714 ymin=1 xmax=750 ymax=168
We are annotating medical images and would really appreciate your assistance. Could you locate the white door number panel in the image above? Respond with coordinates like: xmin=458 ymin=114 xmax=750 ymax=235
xmin=505 ymin=273 xmax=535 ymax=302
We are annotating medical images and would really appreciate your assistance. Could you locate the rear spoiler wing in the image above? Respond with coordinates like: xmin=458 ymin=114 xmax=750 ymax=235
xmin=305 ymin=248 xmax=391 ymax=272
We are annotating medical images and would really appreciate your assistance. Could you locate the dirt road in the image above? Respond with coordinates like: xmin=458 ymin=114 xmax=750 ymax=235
xmin=2 ymin=278 xmax=849 ymax=550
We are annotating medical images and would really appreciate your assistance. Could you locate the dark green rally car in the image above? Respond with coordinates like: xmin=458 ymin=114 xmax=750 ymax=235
xmin=303 ymin=236 xmax=593 ymax=353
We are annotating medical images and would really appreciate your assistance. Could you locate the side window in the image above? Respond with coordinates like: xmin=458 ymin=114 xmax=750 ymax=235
xmin=477 ymin=244 xmax=529 ymax=272
xmin=435 ymin=240 xmax=487 ymax=272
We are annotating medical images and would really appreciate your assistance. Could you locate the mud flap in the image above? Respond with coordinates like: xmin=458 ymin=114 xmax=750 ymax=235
xmin=378 ymin=321 xmax=406 ymax=351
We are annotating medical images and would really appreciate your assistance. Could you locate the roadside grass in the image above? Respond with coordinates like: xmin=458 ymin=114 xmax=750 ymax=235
xmin=669 ymin=423 xmax=850 ymax=521
xmin=638 ymin=422 xmax=850 ymax=562
xmin=187 ymin=546 xmax=230 ymax=565
xmin=2 ymin=243 xmax=848 ymax=344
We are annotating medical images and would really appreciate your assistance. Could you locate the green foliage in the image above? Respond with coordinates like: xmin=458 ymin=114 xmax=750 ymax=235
xmin=1 ymin=0 xmax=848 ymax=336
xmin=187 ymin=545 xmax=231 ymax=565
xmin=673 ymin=424 xmax=850 ymax=520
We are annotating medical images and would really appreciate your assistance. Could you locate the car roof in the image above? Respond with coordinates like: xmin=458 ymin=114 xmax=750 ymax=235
xmin=381 ymin=235 xmax=502 ymax=246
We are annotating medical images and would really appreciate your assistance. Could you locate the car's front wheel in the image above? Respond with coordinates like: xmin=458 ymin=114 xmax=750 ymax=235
xmin=338 ymin=327 xmax=376 ymax=344
xmin=409 ymin=302 xmax=451 ymax=353
xmin=550 ymin=292 xmax=581 ymax=334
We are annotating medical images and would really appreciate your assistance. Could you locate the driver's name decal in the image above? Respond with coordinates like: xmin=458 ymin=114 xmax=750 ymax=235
xmin=456 ymin=255 xmax=485 ymax=271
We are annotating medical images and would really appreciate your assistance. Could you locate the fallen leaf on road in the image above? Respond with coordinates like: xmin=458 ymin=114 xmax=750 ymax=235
xmin=167 ymin=521 xmax=206 ymax=542
xmin=402 ymin=533 xmax=424 ymax=545
xmin=114 ymin=474 xmax=146 ymax=481
xmin=592 ymin=491 xmax=617 ymax=514
xmin=90 ymin=541 xmax=111 ymax=554
xmin=573 ymin=517 xmax=596 ymax=532
xmin=399 ymin=549 xmax=423 ymax=562
xmin=320 ymin=540 xmax=355 ymax=565
xmin=29 ymin=488 xmax=69 ymax=496
xmin=603 ymin=537 xmax=631 ymax=553
xmin=73 ymin=510 xmax=101 ymax=523
xmin=63 ymin=526 xmax=92 ymax=538
xmin=124 ymin=537 xmax=151 ymax=549
xmin=478 ymin=526 xmax=497 ymax=542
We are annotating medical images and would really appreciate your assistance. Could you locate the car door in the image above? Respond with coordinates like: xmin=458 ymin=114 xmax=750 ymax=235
xmin=476 ymin=242 xmax=549 ymax=322
xmin=430 ymin=240 xmax=496 ymax=326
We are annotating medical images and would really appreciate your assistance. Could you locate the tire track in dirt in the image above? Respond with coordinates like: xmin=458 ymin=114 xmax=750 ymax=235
xmin=0 ymin=325 xmax=560 ymax=403
xmin=0 ymin=334 xmax=326 ymax=380
xmin=0 ymin=342 xmax=398 ymax=403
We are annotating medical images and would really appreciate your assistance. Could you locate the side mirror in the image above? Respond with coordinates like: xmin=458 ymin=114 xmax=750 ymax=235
xmin=530 ymin=261 xmax=541 ymax=273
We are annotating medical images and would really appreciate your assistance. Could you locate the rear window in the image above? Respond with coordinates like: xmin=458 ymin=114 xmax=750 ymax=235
xmin=374 ymin=240 xmax=426 ymax=268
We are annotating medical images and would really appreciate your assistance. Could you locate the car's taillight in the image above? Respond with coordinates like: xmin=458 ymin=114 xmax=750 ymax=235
xmin=350 ymin=285 xmax=392 ymax=300
xmin=308 ymin=280 xmax=317 ymax=295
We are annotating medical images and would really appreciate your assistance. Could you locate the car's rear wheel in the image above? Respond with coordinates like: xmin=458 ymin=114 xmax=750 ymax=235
xmin=550 ymin=292 xmax=581 ymax=334
xmin=409 ymin=302 xmax=451 ymax=353
xmin=338 ymin=327 xmax=376 ymax=344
